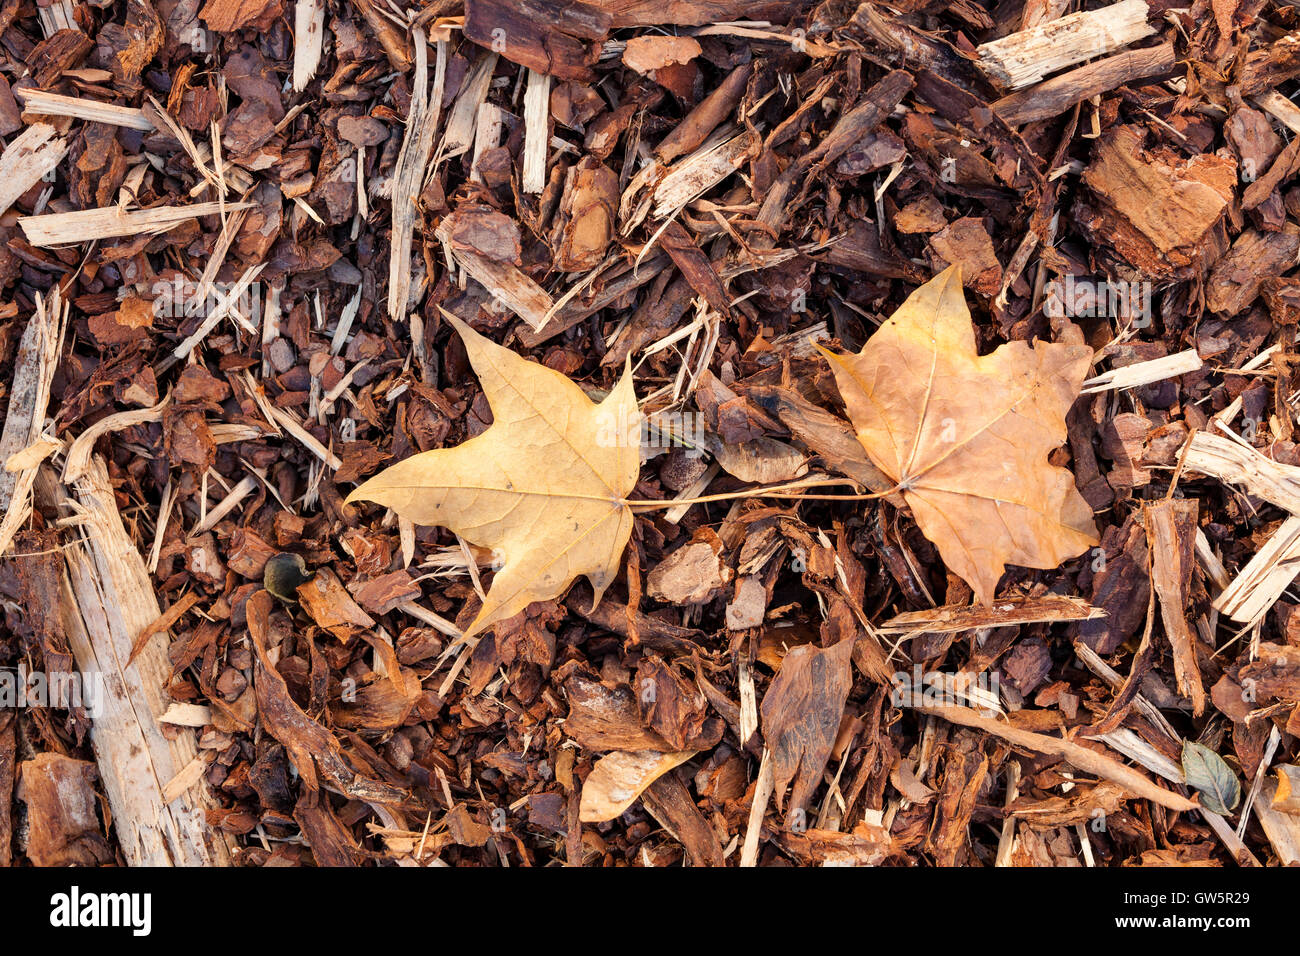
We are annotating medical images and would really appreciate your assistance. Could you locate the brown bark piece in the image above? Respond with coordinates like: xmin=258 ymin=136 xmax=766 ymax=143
xmin=1080 ymin=125 xmax=1234 ymax=276
xmin=464 ymin=0 xmax=610 ymax=81
xmin=928 ymin=217 xmax=1003 ymax=295
xmin=16 ymin=753 xmax=115 ymax=867
xmin=297 ymin=567 xmax=376 ymax=642
xmin=1206 ymin=229 xmax=1300 ymax=316
xmin=760 ymin=637 xmax=855 ymax=819
xmin=1145 ymin=499 xmax=1206 ymax=716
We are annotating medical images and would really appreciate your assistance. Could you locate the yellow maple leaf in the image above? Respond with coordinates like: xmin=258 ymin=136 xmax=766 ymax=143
xmin=346 ymin=315 xmax=640 ymax=638
xmin=820 ymin=266 xmax=1099 ymax=604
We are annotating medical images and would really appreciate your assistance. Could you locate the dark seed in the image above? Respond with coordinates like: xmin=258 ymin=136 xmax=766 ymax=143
xmin=264 ymin=552 xmax=312 ymax=602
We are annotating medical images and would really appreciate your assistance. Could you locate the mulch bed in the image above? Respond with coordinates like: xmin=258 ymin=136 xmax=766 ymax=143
xmin=3 ymin=0 xmax=1300 ymax=867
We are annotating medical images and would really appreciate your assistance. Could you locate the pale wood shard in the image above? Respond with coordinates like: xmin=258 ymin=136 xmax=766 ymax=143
xmin=14 ymin=88 xmax=154 ymax=130
xmin=664 ymin=461 xmax=720 ymax=525
xmin=737 ymin=658 xmax=758 ymax=748
xmin=0 ymin=124 xmax=69 ymax=216
xmin=435 ymin=219 xmax=555 ymax=331
xmin=1253 ymin=90 xmax=1300 ymax=137
xmin=977 ymin=0 xmax=1156 ymax=91
xmin=265 ymin=402 xmax=343 ymax=471
xmin=469 ymin=101 xmax=506 ymax=184
xmin=1081 ymin=348 xmax=1203 ymax=394
xmin=439 ymin=51 xmax=497 ymax=162
xmin=740 ymin=747 xmax=775 ymax=867
xmin=160 ymin=756 xmax=207 ymax=805
xmin=292 ymin=0 xmax=328 ymax=92
xmin=261 ymin=281 xmax=282 ymax=377
xmin=1144 ymin=500 xmax=1206 ymax=716
xmin=19 ymin=201 xmax=252 ymax=248
xmin=4 ymin=437 xmax=60 ymax=472
xmin=397 ymin=600 xmax=462 ymax=639
xmin=877 ymin=595 xmax=1103 ymax=637
xmin=63 ymin=394 xmax=171 ymax=483
xmin=0 ymin=291 xmax=65 ymax=557
xmin=40 ymin=458 xmax=235 ymax=866
xmin=1238 ymin=726 xmax=1280 ymax=840
xmin=1183 ymin=429 xmax=1300 ymax=516
xmin=522 ymin=68 xmax=551 ymax=194
xmin=1195 ymin=527 xmax=1232 ymax=592
xmin=193 ymin=474 xmax=257 ymax=534
xmin=1214 ymin=515 xmax=1300 ymax=625
xmin=1257 ymin=775 xmax=1300 ymax=864
xmin=993 ymin=41 xmax=1176 ymax=125
xmin=918 ymin=704 xmax=1197 ymax=812
xmin=650 ymin=128 xmax=753 ymax=220
xmin=994 ymin=762 xmax=1021 ymax=867
xmin=36 ymin=0 xmax=77 ymax=35
xmin=171 ymin=260 xmax=266 ymax=362
xmin=386 ymin=33 xmax=446 ymax=321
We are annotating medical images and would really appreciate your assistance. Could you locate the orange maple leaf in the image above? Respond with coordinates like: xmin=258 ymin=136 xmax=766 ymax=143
xmin=821 ymin=266 xmax=1099 ymax=604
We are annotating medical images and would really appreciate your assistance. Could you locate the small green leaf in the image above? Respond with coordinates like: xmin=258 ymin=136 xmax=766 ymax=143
xmin=1181 ymin=740 xmax=1241 ymax=815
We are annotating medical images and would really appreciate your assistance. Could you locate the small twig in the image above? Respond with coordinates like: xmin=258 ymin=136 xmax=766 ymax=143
xmin=624 ymin=477 xmax=899 ymax=509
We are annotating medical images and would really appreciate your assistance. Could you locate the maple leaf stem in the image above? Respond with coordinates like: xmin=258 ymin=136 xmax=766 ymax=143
xmin=624 ymin=477 xmax=902 ymax=509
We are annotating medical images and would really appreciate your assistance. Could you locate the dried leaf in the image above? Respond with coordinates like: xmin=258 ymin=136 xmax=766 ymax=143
xmin=760 ymin=637 xmax=855 ymax=815
xmin=1182 ymin=739 xmax=1241 ymax=815
xmin=348 ymin=316 xmax=639 ymax=638
xmin=247 ymin=590 xmax=408 ymax=806
xmin=821 ymin=266 xmax=1099 ymax=604
xmin=578 ymin=749 xmax=694 ymax=822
